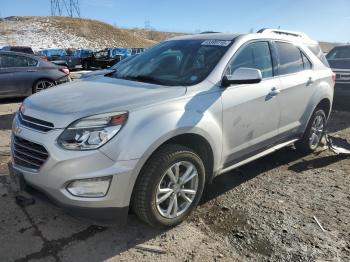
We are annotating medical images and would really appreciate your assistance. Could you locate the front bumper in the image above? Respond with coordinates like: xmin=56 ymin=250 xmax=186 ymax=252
xmin=8 ymin=162 xmax=128 ymax=222
xmin=10 ymin=115 xmax=140 ymax=221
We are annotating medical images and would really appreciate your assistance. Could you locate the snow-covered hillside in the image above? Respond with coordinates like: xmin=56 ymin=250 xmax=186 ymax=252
xmin=0 ymin=16 xmax=157 ymax=51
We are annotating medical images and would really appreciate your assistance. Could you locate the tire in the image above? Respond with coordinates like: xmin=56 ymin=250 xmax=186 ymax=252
xmin=82 ymin=61 xmax=89 ymax=70
xmin=132 ymin=144 xmax=206 ymax=228
xmin=295 ymin=109 xmax=327 ymax=153
xmin=32 ymin=79 xmax=55 ymax=94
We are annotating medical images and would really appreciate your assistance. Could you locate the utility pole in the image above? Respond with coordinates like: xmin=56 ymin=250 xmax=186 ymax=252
xmin=51 ymin=0 xmax=80 ymax=17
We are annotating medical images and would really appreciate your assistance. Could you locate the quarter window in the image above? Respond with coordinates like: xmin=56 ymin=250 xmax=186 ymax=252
xmin=226 ymin=42 xmax=273 ymax=78
xmin=275 ymin=42 xmax=304 ymax=75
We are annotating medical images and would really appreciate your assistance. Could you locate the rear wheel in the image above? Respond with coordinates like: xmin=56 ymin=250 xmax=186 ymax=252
xmin=33 ymin=79 xmax=55 ymax=94
xmin=132 ymin=144 xmax=205 ymax=228
xmin=295 ymin=109 xmax=326 ymax=153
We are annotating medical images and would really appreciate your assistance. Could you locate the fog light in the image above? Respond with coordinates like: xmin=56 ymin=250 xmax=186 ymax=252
xmin=66 ymin=176 xmax=112 ymax=198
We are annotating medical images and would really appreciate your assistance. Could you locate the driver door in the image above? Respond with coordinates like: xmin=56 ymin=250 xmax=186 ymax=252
xmin=221 ymin=41 xmax=282 ymax=167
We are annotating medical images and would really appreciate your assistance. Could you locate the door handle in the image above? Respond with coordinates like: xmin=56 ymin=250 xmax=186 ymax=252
xmin=306 ymin=77 xmax=314 ymax=86
xmin=26 ymin=69 xmax=37 ymax=72
xmin=269 ymin=87 xmax=281 ymax=97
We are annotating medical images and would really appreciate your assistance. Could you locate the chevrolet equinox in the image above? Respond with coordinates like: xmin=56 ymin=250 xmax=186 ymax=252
xmin=10 ymin=29 xmax=334 ymax=228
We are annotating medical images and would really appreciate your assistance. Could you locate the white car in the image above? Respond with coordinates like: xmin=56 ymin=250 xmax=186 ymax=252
xmin=10 ymin=29 xmax=334 ymax=228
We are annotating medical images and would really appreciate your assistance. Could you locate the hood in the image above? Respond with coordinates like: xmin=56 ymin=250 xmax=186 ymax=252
xmin=327 ymin=59 xmax=350 ymax=70
xmin=23 ymin=76 xmax=187 ymax=128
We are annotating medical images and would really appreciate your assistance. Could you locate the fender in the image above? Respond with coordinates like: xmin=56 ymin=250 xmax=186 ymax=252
xmin=300 ymin=75 xmax=334 ymax=134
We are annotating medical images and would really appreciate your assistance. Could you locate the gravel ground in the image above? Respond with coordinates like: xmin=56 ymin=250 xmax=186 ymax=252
xmin=0 ymin=98 xmax=349 ymax=262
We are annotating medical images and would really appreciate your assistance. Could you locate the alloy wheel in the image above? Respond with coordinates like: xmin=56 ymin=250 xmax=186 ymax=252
xmin=308 ymin=114 xmax=325 ymax=150
xmin=35 ymin=80 xmax=55 ymax=92
xmin=156 ymin=161 xmax=199 ymax=219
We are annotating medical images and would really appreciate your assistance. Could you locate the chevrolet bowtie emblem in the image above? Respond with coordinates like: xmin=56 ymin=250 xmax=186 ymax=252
xmin=14 ymin=122 xmax=22 ymax=135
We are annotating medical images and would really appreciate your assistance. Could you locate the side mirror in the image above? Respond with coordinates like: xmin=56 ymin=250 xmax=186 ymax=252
xmin=222 ymin=67 xmax=262 ymax=87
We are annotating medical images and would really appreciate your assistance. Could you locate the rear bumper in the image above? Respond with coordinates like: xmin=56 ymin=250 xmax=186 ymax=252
xmin=55 ymin=75 xmax=71 ymax=85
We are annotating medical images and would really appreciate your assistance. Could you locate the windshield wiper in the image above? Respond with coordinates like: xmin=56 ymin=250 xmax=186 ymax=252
xmin=120 ymin=75 xmax=164 ymax=85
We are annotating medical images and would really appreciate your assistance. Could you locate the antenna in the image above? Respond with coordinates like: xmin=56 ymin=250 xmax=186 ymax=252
xmin=51 ymin=0 xmax=80 ymax=17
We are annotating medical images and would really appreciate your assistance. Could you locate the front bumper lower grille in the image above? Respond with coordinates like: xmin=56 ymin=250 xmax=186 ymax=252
xmin=13 ymin=136 xmax=49 ymax=171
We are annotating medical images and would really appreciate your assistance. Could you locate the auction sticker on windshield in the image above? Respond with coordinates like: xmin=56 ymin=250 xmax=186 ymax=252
xmin=201 ymin=40 xmax=231 ymax=46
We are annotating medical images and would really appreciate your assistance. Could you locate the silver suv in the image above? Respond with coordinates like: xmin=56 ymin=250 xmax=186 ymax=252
xmin=10 ymin=29 xmax=334 ymax=228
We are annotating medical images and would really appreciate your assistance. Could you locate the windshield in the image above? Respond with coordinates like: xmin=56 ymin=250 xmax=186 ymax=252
xmin=326 ymin=46 xmax=350 ymax=59
xmin=46 ymin=49 xmax=67 ymax=57
xmin=110 ymin=39 xmax=232 ymax=86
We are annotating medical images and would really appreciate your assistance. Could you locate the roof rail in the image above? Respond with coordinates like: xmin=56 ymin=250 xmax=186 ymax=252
xmin=257 ymin=28 xmax=310 ymax=39
xmin=200 ymin=31 xmax=221 ymax=34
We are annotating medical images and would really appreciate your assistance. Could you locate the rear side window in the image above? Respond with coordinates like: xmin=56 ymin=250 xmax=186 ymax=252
xmin=275 ymin=42 xmax=304 ymax=75
xmin=326 ymin=46 xmax=350 ymax=59
xmin=226 ymin=41 xmax=273 ymax=78
xmin=0 ymin=54 xmax=38 ymax=68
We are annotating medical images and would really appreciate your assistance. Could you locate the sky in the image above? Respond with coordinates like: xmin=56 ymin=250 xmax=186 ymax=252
xmin=0 ymin=0 xmax=349 ymax=43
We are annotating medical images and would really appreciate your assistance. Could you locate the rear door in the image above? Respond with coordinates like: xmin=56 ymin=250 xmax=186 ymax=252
xmin=273 ymin=41 xmax=317 ymax=137
xmin=221 ymin=41 xmax=282 ymax=167
xmin=0 ymin=54 xmax=39 ymax=97
xmin=0 ymin=54 xmax=20 ymax=97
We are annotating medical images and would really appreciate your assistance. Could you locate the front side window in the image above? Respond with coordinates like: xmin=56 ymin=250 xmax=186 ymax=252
xmin=225 ymin=41 xmax=273 ymax=78
xmin=111 ymin=39 xmax=232 ymax=86
xmin=275 ymin=42 xmax=304 ymax=75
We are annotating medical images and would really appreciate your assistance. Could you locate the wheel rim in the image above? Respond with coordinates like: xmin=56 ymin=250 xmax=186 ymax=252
xmin=35 ymin=80 xmax=54 ymax=92
xmin=309 ymin=115 xmax=324 ymax=149
xmin=156 ymin=161 xmax=199 ymax=219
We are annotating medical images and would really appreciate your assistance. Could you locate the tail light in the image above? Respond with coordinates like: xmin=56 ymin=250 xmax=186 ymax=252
xmin=332 ymin=72 xmax=336 ymax=85
xmin=60 ymin=68 xmax=70 ymax=75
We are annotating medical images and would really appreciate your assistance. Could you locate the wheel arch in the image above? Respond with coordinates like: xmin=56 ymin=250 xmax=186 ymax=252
xmin=125 ymin=131 xmax=217 ymax=209
xmin=32 ymin=78 xmax=56 ymax=93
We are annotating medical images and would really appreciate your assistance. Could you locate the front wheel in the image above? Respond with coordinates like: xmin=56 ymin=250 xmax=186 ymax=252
xmin=295 ymin=109 xmax=327 ymax=153
xmin=132 ymin=144 xmax=205 ymax=228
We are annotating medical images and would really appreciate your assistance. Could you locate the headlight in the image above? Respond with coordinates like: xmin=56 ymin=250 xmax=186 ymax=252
xmin=58 ymin=112 xmax=128 ymax=150
xmin=66 ymin=176 xmax=112 ymax=197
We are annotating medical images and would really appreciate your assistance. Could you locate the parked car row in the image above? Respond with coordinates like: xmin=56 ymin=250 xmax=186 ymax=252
xmin=8 ymin=29 xmax=336 ymax=228
xmin=0 ymin=46 xmax=146 ymax=99
xmin=0 ymin=46 xmax=146 ymax=70
xmin=326 ymin=45 xmax=350 ymax=107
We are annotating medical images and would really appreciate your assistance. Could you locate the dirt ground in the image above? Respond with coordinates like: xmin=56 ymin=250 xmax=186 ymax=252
xmin=0 ymin=98 xmax=349 ymax=262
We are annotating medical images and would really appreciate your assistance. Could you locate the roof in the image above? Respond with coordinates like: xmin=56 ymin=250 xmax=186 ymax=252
xmin=0 ymin=50 xmax=38 ymax=58
xmin=168 ymin=33 xmax=242 ymax=41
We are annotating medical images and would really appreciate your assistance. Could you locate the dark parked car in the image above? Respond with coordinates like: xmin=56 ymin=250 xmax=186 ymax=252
xmin=80 ymin=54 xmax=138 ymax=79
xmin=326 ymin=45 xmax=350 ymax=108
xmin=37 ymin=48 xmax=81 ymax=69
xmin=1 ymin=46 xmax=34 ymax=55
xmin=0 ymin=51 xmax=70 ymax=98
xmin=73 ymin=48 xmax=93 ymax=59
xmin=81 ymin=48 xmax=122 ymax=69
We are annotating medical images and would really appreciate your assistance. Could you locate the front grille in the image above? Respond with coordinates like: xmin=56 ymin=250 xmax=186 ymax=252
xmin=18 ymin=112 xmax=54 ymax=132
xmin=13 ymin=136 xmax=49 ymax=171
